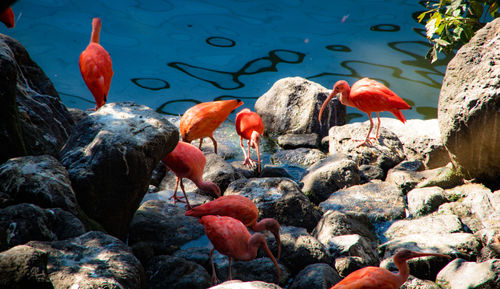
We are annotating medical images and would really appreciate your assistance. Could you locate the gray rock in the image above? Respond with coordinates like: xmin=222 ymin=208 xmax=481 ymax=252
xmin=319 ymin=180 xmax=405 ymax=222
xmin=383 ymin=214 xmax=464 ymax=240
xmin=459 ymin=184 xmax=500 ymax=232
xmin=313 ymin=210 xmax=377 ymax=242
xmin=276 ymin=226 xmax=332 ymax=274
xmin=386 ymin=160 xmax=427 ymax=194
xmin=475 ymin=229 xmax=500 ymax=261
xmin=436 ymin=258 xmax=500 ymax=289
xmin=300 ymin=154 xmax=360 ymax=205
xmin=328 ymin=122 xmax=405 ymax=176
xmin=380 ymin=118 xmax=449 ymax=169
xmin=28 ymin=231 xmax=144 ymax=289
xmin=271 ymin=147 xmax=327 ymax=168
xmin=173 ymin=246 xmax=212 ymax=273
xmin=277 ymin=133 xmax=321 ymax=149
xmin=128 ymin=200 xmax=204 ymax=264
xmin=59 ymin=102 xmax=179 ymax=239
xmin=415 ymin=163 xmax=464 ymax=189
xmin=407 ymin=187 xmax=446 ymax=217
xmin=215 ymin=257 xmax=290 ymax=286
xmin=438 ymin=202 xmax=484 ymax=234
xmin=0 ymin=34 xmax=74 ymax=163
xmin=225 ymin=178 xmax=322 ymax=232
xmin=322 ymin=234 xmax=379 ymax=266
xmin=359 ymin=164 xmax=385 ymax=182
xmin=145 ymin=255 xmax=211 ymax=289
xmin=401 ymin=275 xmax=441 ymax=289
xmin=210 ymin=280 xmax=282 ymax=289
xmin=0 ymin=155 xmax=78 ymax=215
xmin=438 ymin=18 xmax=500 ymax=184
xmin=67 ymin=107 xmax=88 ymax=124
xmin=0 ymin=203 xmax=85 ymax=249
xmin=0 ymin=245 xmax=53 ymax=289
xmin=379 ymin=233 xmax=481 ymax=261
xmin=255 ymin=77 xmax=345 ymax=138
xmin=334 ymin=256 xmax=367 ymax=278
xmin=259 ymin=165 xmax=293 ymax=179
xmin=290 ymin=263 xmax=342 ymax=289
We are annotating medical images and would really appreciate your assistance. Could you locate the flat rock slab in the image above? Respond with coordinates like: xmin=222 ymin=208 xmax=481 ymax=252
xmin=210 ymin=280 xmax=283 ymax=289
xmin=319 ymin=180 xmax=405 ymax=222
xmin=383 ymin=214 xmax=464 ymax=240
xmin=436 ymin=258 xmax=500 ymax=289
xmin=313 ymin=210 xmax=377 ymax=242
xmin=27 ymin=231 xmax=144 ymax=289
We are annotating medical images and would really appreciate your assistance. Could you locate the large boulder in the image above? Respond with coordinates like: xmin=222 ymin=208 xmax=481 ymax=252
xmin=59 ymin=102 xmax=179 ymax=239
xmin=255 ymin=77 xmax=345 ymax=138
xmin=224 ymin=178 xmax=322 ymax=232
xmin=0 ymin=155 xmax=78 ymax=215
xmin=438 ymin=18 xmax=500 ymax=184
xmin=145 ymin=255 xmax=210 ymax=289
xmin=0 ymin=34 xmax=74 ymax=163
xmin=27 ymin=231 xmax=144 ymax=289
xmin=290 ymin=263 xmax=341 ymax=289
xmin=436 ymin=258 xmax=500 ymax=289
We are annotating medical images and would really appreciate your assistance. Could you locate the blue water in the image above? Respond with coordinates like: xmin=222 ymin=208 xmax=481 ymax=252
xmin=6 ymin=0 xmax=449 ymax=121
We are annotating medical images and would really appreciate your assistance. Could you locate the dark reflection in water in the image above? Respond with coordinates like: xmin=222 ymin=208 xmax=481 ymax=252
xmin=156 ymin=99 xmax=201 ymax=116
xmin=416 ymin=106 xmax=438 ymax=120
xmin=206 ymin=36 xmax=236 ymax=48
xmin=326 ymin=45 xmax=352 ymax=52
xmin=214 ymin=95 xmax=258 ymax=101
xmin=370 ymin=24 xmax=401 ymax=32
xmin=168 ymin=49 xmax=305 ymax=90
xmin=131 ymin=78 xmax=170 ymax=91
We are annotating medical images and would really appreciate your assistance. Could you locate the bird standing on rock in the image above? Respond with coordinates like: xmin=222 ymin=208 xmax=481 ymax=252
xmin=319 ymin=78 xmax=411 ymax=147
xmin=235 ymin=108 xmax=264 ymax=172
xmin=185 ymin=195 xmax=281 ymax=258
xmin=180 ymin=99 xmax=243 ymax=154
xmin=0 ymin=6 xmax=14 ymax=28
xmin=199 ymin=215 xmax=281 ymax=285
xmin=79 ymin=17 xmax=113 ymax=110
xmin=330 ymin=249 xmax=449 ymax=289
xmin=161 ymin=141 xmax=221 ymax=210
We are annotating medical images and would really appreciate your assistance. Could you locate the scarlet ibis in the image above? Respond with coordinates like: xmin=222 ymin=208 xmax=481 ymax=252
xmin=235 ymin=108 xmax=264 ymax=172
xmin=319 ymin=78 xmax=411 ymax=146
xmin=0 ymin=7 xmax=14 ymax=28
xmin=161 ymin=141 xmax=221 ymax=210
xmin=180 ymin=99 xmax=243 ymax=154
xmin=199 ymin=215 xmax=281 ymax=284
xmin=330 ymin=249 xmax=448 ymax=289
xmin=79 ymin=17 xmax=113 ymax=110
xmin=185 ymin=195 xmax=281 ymax=258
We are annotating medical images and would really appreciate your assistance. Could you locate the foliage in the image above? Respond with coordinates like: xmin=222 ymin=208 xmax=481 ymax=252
xmin=418 ymin=0 xmax=500 ymax=62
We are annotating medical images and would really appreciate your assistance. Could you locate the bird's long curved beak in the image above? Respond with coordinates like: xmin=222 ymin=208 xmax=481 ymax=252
xmin=318 ymin=91 xmax=338 ymax=123
xmin=261 ymin=239 xmax=281 ymax=281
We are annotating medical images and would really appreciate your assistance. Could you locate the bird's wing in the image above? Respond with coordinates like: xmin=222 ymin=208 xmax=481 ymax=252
xmin=331 ymin=267 xmax=398 ymax=289
xmin=350 ymin=78 xmax=410 ymax=112
xmin=79 ymin=44 xmax=113 ymax=101
xmin=235 ymin=109 xmax=264 ymax=139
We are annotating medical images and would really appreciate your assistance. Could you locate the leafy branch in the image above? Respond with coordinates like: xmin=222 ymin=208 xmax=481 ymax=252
xmin=418 ymin=0 xmax=500 ymax=62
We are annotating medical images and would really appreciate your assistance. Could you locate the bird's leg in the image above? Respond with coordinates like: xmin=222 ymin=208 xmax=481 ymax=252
xmin=242 ymin=139 xmax=256 ymax=168
xmin=357 ymin=113 xmax=374 ymax=147
xmin=209 ymin=135 xmax=218 ymax=154
xmin=373 ymin=112 xmax=381 ymax=140
xmin=198 ymin=138 xmax=203 ymax=150
xmin=209 ymin=248 xmax=220 ymax=285
xmin=179 ymin=179 xmax=192 ymax=210
xmin=169 ymin=177 xmax=186 ymax=204
xmin=228 ymin=257 xmax=233 ymax=280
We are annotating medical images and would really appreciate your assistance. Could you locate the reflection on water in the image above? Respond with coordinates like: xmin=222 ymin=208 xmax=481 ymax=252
xmin=7 ymin=0 xmax=450 ymax=121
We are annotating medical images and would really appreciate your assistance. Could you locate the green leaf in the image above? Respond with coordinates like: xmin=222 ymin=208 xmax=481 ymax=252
xmin=418 ymin=11 xmax=428 ymax=22
xmin=435 ymin=38 xmax=451 ymax=46
xmin=470 ymin=1 xmax=484 ymax=17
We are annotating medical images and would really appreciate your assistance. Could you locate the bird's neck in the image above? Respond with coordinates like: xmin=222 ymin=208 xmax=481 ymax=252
xmin=90 ymin=23 xmax=101 ymax=43
xmin=393 ymin=258 xmax=410 ymax=287
xmin=193 ymin=180 xmax=220 ymax=198
xmin=339 ymin=87 xmax=352 ymax=106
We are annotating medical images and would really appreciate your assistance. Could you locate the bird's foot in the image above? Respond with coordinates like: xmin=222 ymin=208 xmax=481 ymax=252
xmin=242 ymin=157 xmax=257 ymax=169
xmin=211 ymin=274 xmax=221 ymax=286
xmin=168 ymin=193 xmax=186 ymax=205
xmin=355 ymin=138 xmax=373 ymax=147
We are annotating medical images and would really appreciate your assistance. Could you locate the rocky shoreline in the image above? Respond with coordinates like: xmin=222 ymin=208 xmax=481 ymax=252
xmin=0 ymin=18 xmax=499 ymax=289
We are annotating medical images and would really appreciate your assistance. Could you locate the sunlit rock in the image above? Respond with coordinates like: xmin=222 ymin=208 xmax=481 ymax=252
xmin=0 ymin=245 xmax=52 ymax=289
xmin=290 ymin=263 xmax=341 ymax=289
xmin=438 ymin=18 xmax=500 ymax=184
xmin=436 ymin=258 xmax=500 ymax=289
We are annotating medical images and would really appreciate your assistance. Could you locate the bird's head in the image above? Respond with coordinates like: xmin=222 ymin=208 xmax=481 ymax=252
xmin=332 ymin=80 xmax=349 ymax=94
xmin=254 ymin=218 xmax=281 ymax=259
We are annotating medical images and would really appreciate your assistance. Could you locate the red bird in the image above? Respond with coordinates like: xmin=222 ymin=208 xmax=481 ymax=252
xmin=235 ymin=108 xmax=264 ymax=172
xmin=79 ymin=17 xmax=113 ymax=110
xmin=185 ymin=195 xmax=281 ymax=258
xmin=330 ymin=249 xmax=449 ymax=289
xmin=180 ymin=99 xmax=243 ymax=154
xmin=199 ymin=215 xmax=281 ymax=284
xmin=161 ymin=141 xmax=221 ymax=210
xmin=0 ymin=7 xmax=14 ymax=28
xmin=319 ymin=78 xmax=411 ymax=146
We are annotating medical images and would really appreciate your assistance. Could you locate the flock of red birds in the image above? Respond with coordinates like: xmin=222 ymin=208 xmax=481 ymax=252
xmin=2 ymin=7 xmax=456 ymax=288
